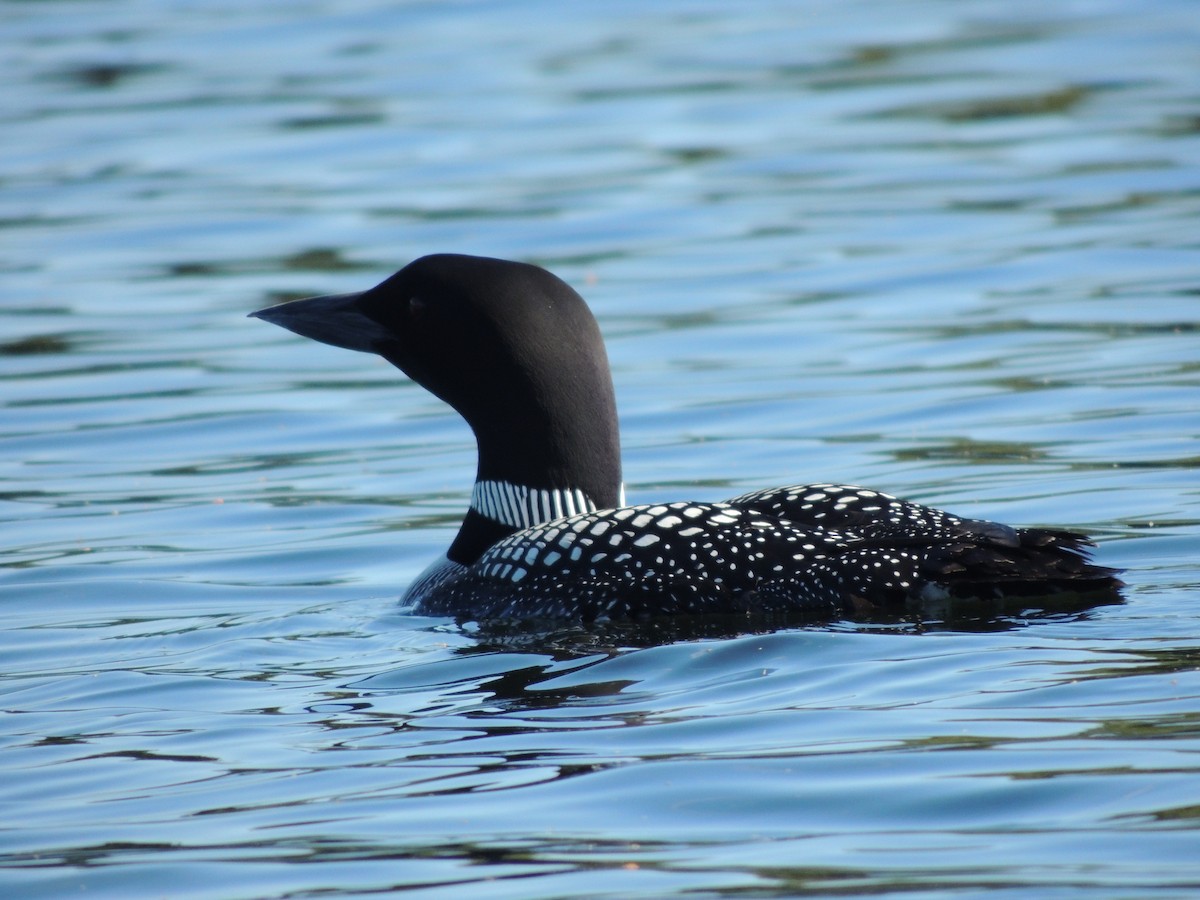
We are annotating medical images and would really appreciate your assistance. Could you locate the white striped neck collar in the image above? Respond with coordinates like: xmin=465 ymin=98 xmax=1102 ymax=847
xmin=470 ymin=479 xmax=625 ymax=530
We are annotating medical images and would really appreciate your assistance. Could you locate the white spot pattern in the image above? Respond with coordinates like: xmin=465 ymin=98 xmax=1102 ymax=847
xmin=409 ymin=482 xmax=1110 ymax=623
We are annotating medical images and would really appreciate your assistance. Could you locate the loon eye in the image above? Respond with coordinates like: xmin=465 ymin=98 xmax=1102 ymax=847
xmin=408 ymin=295 xmax=429 ymax=320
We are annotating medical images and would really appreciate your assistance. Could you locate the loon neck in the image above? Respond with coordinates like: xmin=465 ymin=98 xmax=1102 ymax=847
xmin=447 ymin=479 xmax=627 ymax=565
xmin=446 ymin=368 xmax=625 ymax=565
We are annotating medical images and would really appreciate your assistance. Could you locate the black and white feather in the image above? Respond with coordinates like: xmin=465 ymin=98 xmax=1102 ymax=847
xmin=418 ymin=485 xmax=1118 ymax=621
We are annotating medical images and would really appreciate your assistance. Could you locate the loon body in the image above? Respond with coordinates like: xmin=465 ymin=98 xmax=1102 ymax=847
xmin=252 ymin=254 xmax=1121 ymax=622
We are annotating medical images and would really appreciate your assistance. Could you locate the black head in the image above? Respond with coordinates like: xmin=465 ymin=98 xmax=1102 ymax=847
xmin=251 ymin=254 xmax=622 ymax=506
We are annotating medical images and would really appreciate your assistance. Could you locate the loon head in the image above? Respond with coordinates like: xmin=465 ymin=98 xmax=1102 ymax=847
xmin=251 ymin=253 xmax=623 ymax=563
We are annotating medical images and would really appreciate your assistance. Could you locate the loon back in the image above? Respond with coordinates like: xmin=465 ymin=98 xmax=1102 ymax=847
xmin=251 ymin=253 xmax=1123 ymax=623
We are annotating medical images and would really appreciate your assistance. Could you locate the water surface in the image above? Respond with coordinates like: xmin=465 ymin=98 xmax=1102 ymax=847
xmin=2 ymin=1 xmax=1198 ymax=897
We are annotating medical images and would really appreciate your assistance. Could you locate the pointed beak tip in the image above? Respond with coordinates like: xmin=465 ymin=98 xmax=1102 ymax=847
xmin=248 ymin=303 xmax=291 ymax=326
xmin=243 ymin=291 xmax=386 ymax=354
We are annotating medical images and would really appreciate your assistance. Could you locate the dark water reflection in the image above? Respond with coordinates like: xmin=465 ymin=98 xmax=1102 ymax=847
xmin=3 ymin=0 xmax=1199 ymax=896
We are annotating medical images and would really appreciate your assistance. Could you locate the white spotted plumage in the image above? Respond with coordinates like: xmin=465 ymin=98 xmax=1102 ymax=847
xmin=414 ymin=482 xmax=1118 ymax=620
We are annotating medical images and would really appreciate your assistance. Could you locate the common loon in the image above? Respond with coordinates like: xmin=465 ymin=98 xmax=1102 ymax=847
xmin=251 ymin=253 xmax=1121 ymax=622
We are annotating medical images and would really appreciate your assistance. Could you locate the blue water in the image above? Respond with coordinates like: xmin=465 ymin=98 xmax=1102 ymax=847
xmin=3 ymin=0 xmax=1198 ymax=896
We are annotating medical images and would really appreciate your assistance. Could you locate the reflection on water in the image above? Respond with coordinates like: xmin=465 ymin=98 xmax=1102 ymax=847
xmin=1 ymin=0 xmax=1198 ymax=896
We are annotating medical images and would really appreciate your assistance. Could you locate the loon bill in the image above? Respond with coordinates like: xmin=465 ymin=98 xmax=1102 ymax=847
xmin=251 ymin=253 xmax=1122 ymax=622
